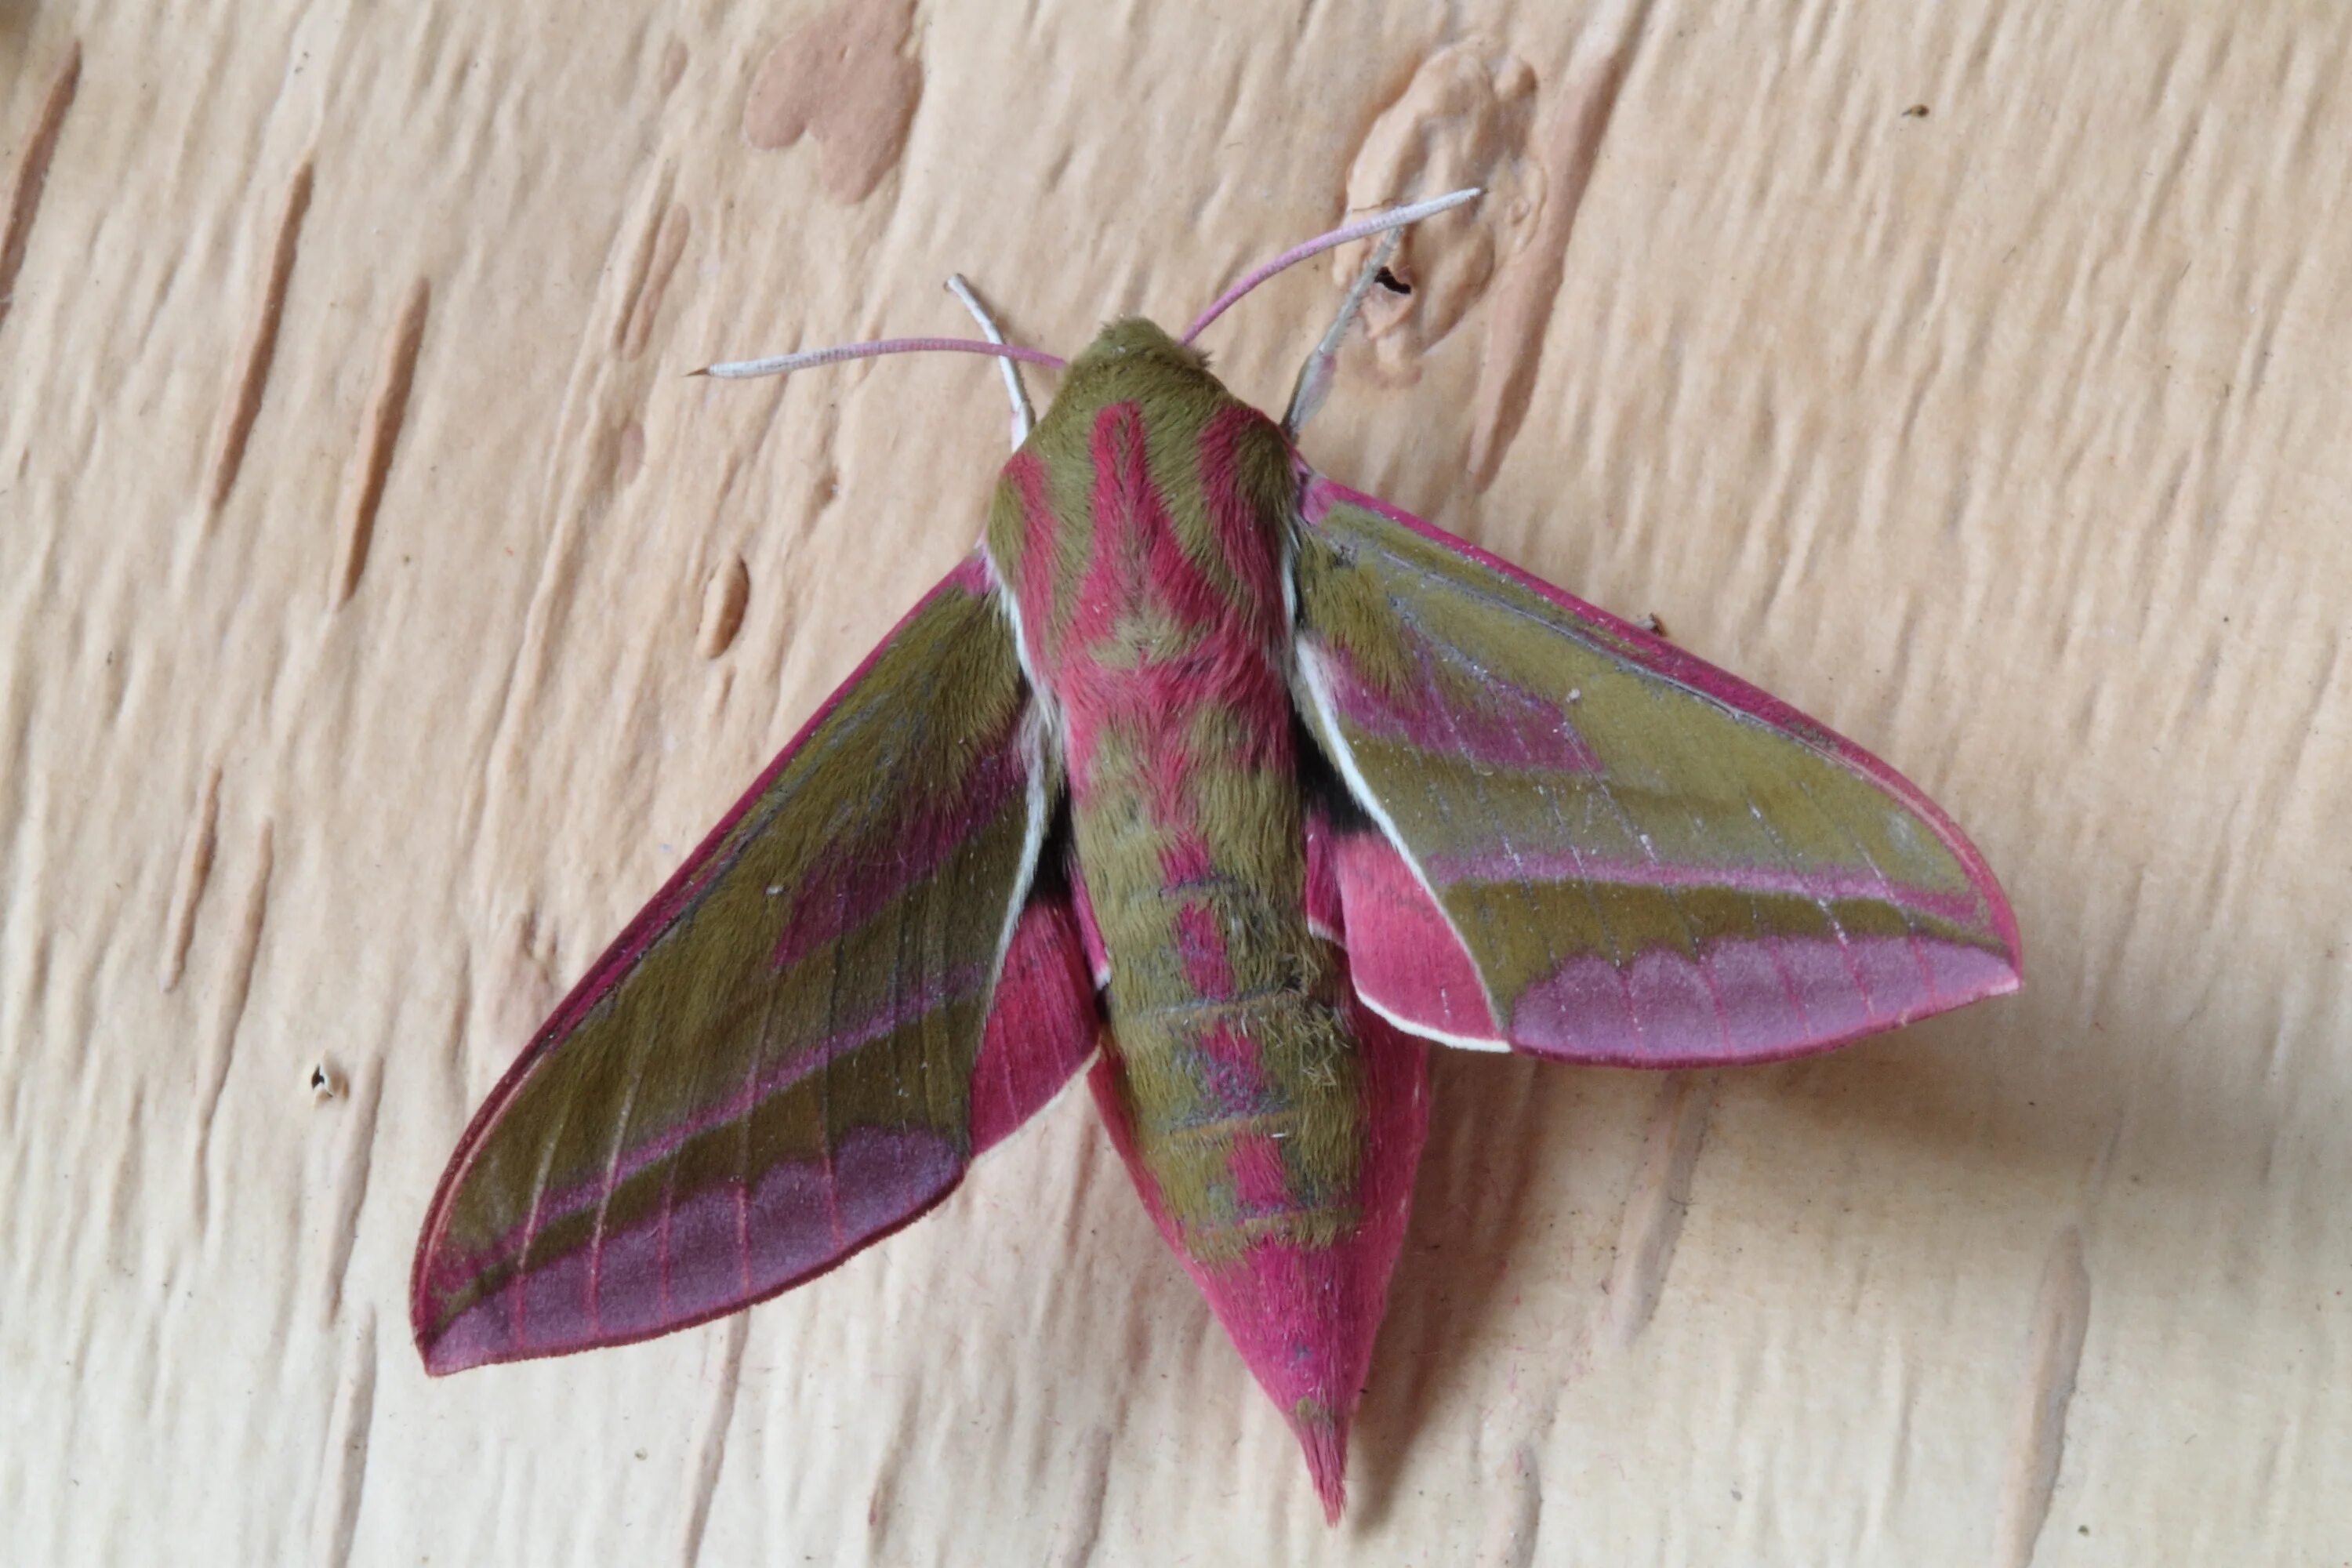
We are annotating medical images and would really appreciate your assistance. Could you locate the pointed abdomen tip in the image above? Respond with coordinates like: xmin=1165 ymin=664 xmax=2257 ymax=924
xmin=1290 ymin=1408 xmax=1349 ymax=1523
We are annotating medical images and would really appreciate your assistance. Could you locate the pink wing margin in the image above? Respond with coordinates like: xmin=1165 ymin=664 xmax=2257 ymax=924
xmin=1293 ymin=474 xmax=2020 ymax=1068
xmin=413 ymin=556 xmax=1099 ymax=1374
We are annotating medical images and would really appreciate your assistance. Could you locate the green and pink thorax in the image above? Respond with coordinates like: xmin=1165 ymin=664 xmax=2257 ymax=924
xmin=985 ymin=332 xmax=1427 ymax=1492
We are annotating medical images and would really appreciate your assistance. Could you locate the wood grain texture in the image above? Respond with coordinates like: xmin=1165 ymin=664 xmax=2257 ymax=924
xmin=3 ymin=4 xmax=2348 ymax=1563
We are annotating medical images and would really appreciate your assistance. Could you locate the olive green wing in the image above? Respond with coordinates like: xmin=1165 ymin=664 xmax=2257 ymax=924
xmin=1291 ymin=477 xmax=2019 ymax=1065
xmin=412 ymin=555 xmax=1098 ymax=1371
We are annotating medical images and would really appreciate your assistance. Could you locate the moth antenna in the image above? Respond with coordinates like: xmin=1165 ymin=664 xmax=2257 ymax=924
xmin=1179 ymin=187 xmax=1482 ymax=347
xmin=691 ymin=337 xmax=1066 ymax=381
xmin=1282 ymin=228 xmax=1400 ymax=438
xmin=946 ymin=274 xmax=1036 ymax=448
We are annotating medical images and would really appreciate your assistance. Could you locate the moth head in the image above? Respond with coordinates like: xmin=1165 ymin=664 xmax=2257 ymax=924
xmin=1057 ymin=318 xmax=1214 ymax=383
xmin=1018 ymin=318 xmax=1235 ymax=447
xmin=1070 ymin=318 xmax=1210 ymax=372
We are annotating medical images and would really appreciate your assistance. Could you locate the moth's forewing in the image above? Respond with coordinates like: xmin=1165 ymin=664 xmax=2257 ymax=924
xmin=412 ymin=557 xmax=1097 ymax=1372
xmin=1290 ymin=477 xmax=2019 ymax=1065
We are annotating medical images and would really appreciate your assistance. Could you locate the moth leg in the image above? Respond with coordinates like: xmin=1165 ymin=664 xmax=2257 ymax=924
xmin=1282 ymin=229 xmax=1400 ymax=440
xmin=946 ymin=274 xmax=1035 ymax=448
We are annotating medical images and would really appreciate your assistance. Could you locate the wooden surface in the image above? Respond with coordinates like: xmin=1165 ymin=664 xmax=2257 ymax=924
xmin=6 ymin=3 xmax=2348 ymax=1563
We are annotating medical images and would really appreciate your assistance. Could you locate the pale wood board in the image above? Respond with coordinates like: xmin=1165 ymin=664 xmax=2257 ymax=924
xmin=4 ymin=2 xmax=2347 ymax=1563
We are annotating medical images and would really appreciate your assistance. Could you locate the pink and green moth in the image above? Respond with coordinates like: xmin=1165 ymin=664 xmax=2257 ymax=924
xmin=411 ymin=191 xmax=2020 ymax=1521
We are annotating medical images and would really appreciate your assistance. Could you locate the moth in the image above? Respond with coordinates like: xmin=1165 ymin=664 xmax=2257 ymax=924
xmin=412 ymin=191 xmax=2020 ymax=1520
